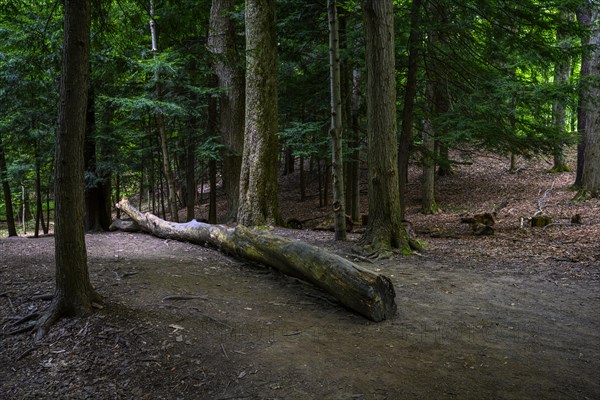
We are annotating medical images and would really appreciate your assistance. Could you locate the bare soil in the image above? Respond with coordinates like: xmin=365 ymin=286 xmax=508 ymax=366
xmin=1 ymin=152 xmax=599 ymax=399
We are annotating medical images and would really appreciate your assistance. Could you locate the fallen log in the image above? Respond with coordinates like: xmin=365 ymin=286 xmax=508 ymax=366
xmin=115 ymin=199 xmax=397 ymax=321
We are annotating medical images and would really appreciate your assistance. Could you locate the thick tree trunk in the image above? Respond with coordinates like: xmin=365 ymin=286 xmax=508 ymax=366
xmin=238 ymin=0 xmax=281 ymax=226
xmin=580 ymin=6 xmax=600 ymax=196
xmin=328 ymin=0 xmax=346 ymax=240
xmin=36 ymin=0 xmax=100 ymax=340
xmin=360 ymin=0 xmax=409 ymax=257
xmin=576 ymin=5 xmax=599 ymax=194
xmin=0 ymin=134 xmax=17 ymax=237
xmin=208 ymin=0 xmax=245 ymax=222
xmin=115 ymin=199 xmax=396 ymax=322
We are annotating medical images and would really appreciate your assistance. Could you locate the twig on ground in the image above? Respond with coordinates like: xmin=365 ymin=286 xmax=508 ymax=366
xmin=32 ymin=293 xmax=53 ymax=301
xmin=7 ymin=297 xmax=16 ymax=314
xmin=220 ymin=343 xmax=229 ymax=359
xmin=12 ymin=312 xmax=39 ymax=326
xmin=162 ymin=295 xmax=209 ymax=301
xmin=16 ymin=346 xmax=37 ymax=361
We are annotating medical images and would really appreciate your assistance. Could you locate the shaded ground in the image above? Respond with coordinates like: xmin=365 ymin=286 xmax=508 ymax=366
xmin=1 ymin=152 xmax=599 ymax=399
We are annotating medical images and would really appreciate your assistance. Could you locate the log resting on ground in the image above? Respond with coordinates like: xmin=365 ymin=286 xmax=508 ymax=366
xmin=115 ymin=199 xmax=397 ymax=321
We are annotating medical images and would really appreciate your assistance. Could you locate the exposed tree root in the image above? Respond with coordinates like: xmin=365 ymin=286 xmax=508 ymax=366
xmin=34 ymin=303 xmax=62 ymax=341
xmin=7 ymin=321 xmax=37 ymax=336
xmin=408 ymin=238 xmax=424 ymax=253
xmin=352 ymin=241 xmax=394 ymax=260
xmin=34 ymin=290 xmax=103 ymax=341
xmin=573 ymin=190 xmax=597 ymax=201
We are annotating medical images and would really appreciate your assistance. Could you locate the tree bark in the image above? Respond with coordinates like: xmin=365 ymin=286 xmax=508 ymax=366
xmin=348 ymin=68 xmax=361 ymax=222
xmin=36 ymin=0 xmax=100 ymax=340
xmin=421 ymin=80 xmax=438 ymax=214
xmin=238 ymin=0 xmax=281 ymax=226
xmin=328 ymin=0 xmax=346 ymax=240
xmin=84 ymin=83 xmax=110 ymax=232
xmin=208 ymin=0 xmax=245 ymax=222
xmin=578 ymin=4 xmax=600 ymax=196
xmin=150 ymin=0 xmax=178 ymax=222
xmin=34 ymin=142 xmax=48 ymax=237
xmin=551 ymin=10 xmax=572 ymax=173
xmin=398 ymin=0 xmax=422 ymax=221
xmin=0 ymin=133 xmax=18 ymax=237
xmin=360 ymin=0 xmax=409 ymax=257
xmin=115 ymin=199 xmax=396 ymax=322
xmin=207 ymin=75 xmax=219 ymax=224
xmin=185 ymin=128 xmax=196 ymax=221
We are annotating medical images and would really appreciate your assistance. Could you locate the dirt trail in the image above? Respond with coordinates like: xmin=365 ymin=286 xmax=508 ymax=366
xmin=1 ymin=231 xmax=598 ymax=399
xmin=2 ymin=152 xmax=599 ymax=399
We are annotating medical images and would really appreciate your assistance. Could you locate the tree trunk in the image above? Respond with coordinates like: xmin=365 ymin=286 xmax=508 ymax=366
xmin=421 ymin=80 xmax=438 ymax=214
xmin=115 ymin=199 xmax=396 ymax=322
xmin=283 ymin=146 xmax=294 ymax=175
xmin=238 ymin=0 xmax=281 ymax=226
xmin=0 ymin=133 xmax=17 ymax=237
xmin=84 ymin=83 xmax=110 ymax=232
xmin=208 ymin=0 xmax=245 ymax=222
xmin=398 ymin=0 xmax=422 ymax=221
xmin=45 ymin=186 xmax=50 ymax=234
xmin=300 ymin=155 xmax=306 ymax=201
xmin=359 ymin=0 xmax=409 ymax=257
xmin=348 ymin=68 xmax=361 ymax=222
xmin=115 ymin=172 xmax=121 ymax=219
xmin=207 ymin=74 xmax=218 ymax=224
xmin=578 ymin=5 xmax=600 ymax=196
xmin=34 ymin=142 xmax=47 ymax=237
xmin=150 ymin=0 xmax=178 ymax=222
xmin=36 ymin=0 xmax=100 ymax=340
xmin=429 ymin=4 xmax=452 ymax=178
xmin=208 ymin=159 xmax=217 ymax=224
xmin=328 ymin=0 xmax=346 ymax=240
xmin=185 ymin=128 xmax=196 ymax=221
xmin=575 ymin=5 xmax=596 ymax=190
xmin=551 ymin=10 xmax=572 ymax=173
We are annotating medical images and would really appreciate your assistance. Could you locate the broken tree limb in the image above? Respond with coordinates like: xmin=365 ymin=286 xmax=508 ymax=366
xmin=115 ymin=198 xmax=397 ymax=321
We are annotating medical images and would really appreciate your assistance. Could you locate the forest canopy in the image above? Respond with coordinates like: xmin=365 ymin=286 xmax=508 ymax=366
xmin=0 ymin=0 xmax=597 ymax=237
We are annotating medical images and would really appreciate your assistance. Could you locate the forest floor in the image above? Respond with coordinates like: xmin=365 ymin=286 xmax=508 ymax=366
xmin=1 ymin=151 xmax=599 ymax=399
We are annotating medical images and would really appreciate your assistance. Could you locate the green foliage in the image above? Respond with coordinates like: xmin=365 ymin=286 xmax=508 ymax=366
xmin=413 ymin=0 xmax=583 ymax=157
xmin=0 ymin=0 xmax=592 ymax=218
xmin=279 ymin=121 xmax=328 ymax=159
xmin=196 ymin=136 xmax=224 ymax=160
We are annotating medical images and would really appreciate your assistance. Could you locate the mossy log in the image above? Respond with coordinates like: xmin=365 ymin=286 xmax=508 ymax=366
xmin=114 ymin=199 xmax=396 ymax=322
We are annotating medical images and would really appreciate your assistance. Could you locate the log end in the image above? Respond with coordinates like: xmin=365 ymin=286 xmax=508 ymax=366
xmin=368 ymin=274 xmax=397 ymax=322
